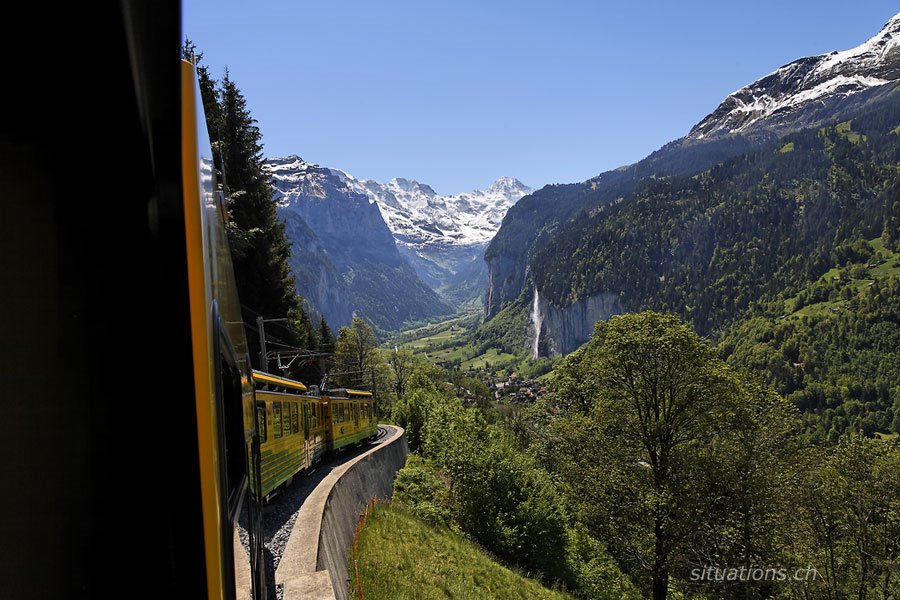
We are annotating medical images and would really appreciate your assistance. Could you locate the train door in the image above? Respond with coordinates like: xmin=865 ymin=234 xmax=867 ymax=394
xmin=303 ymin=401 xmax=310 ymax=467
xmin=323 ymin=401 xmax=332 ymax=451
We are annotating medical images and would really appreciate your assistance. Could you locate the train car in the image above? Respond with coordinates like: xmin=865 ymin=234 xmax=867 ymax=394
xmin=1 ymin=4 xmax=267 ymax=598
xmin=252 ymin=371 xmax=327 ymax=498
xmin=322 ymin=389 xmax=379 ymax=451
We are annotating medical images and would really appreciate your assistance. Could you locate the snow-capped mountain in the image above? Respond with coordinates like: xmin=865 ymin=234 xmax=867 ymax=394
xmin=265 ymin=156 xmax=452 ymax=329
xmin=331 ymin=171 xmax=532 ymax=305
xmin=267 ymin=155 xmax=532 ymax=306
xmin=330 ymin=170 xmax=532 ymax=249
xmin=690 ymin=13 xmax=900 ymax=139
xmin=267 ymin=156 xmax=531 ymax=249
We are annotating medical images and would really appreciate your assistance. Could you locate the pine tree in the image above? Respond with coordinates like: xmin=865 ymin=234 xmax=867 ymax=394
xmin=317 ymin=315 xmax=336 ymax=386
xmin=218 ymin=69 xmax=310 ymax=370
xmin=182 ymin=41 xmax=317 ymax=373
xmin=318 ymin=316 xmax=335 ymax=354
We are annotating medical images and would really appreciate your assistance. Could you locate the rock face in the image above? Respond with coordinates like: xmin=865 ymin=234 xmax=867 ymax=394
xmin=396 ymin=242 xmax=490 ymax=306
xmin=529 ymin=288 xmax=622 ymax=356
xmin=266 ymin=156 xmax=452 ymax=330
xmin=274 ymin=165 xmax=402 ymax=272
xmin=486 ymin=253 xmax=528 ymax=322
xmin=279 ymin=210 xmax=354 ymax=328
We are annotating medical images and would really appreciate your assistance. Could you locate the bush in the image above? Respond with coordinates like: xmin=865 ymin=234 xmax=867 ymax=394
xmin=392 ymin=455 xmax=453 ymax=529
xmin=565 ymin=525 xmax=641 ymax=600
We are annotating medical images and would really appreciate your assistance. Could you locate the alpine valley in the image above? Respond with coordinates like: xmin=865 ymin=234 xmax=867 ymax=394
xmin=463 ymin=13 xmax=900 ymax=444
xmin=178 ymin=10 xmax=900 ymax=600
xmin=265 ymin=156 xmax=531 ymax=329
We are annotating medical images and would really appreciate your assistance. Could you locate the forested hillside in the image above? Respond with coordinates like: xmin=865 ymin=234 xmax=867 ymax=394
xmin=721 ymin=258 xmax=900 ymax=443
xmin=473 ymin=91 xmax=900 ymax=441
xmin=531 ymin=92 xmax=900 ymax=337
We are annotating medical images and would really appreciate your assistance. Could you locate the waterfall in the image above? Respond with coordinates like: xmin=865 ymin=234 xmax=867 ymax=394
xmin=530 ymin=285 xmax=542 ymax=359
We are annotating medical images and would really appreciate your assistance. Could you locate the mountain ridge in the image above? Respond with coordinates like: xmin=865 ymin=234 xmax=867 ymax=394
xmin=269 ymin=155 xmax=532 ymax=307
xmin=690 ymin=13 xmax=900 ymax=139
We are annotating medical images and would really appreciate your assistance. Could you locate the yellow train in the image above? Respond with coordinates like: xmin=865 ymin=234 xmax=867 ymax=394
xmin=2 ymin=4 xmax=376 ymax=599
xmin=253 ymin=371 xmax=378 ymax=499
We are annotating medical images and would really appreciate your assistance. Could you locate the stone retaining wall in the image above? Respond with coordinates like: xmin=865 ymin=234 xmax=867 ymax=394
xmin=276 ymin=426 xmax=408 ymax=600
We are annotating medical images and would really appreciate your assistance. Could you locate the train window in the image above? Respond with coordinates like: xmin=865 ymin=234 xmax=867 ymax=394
xmin=291 ymin=402 xmax=299 ymax=434
xmin=312 ymin=403 xmax=317 ymax=427
xmin=256 ymin=402 xmax=267 ymax=443
xmin=273 ymin=402 xmax=282 ymax=439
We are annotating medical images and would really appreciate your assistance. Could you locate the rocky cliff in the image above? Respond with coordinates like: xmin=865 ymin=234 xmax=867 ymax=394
xmin=529 ymin=288 xmax=622 ymax=357
xmin=267 ymin=156 xmax=452 ymax=330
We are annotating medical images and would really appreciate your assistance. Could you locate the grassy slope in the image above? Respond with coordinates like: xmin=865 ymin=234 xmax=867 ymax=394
xmin=352 ymin=504 xmax=572 ymax=600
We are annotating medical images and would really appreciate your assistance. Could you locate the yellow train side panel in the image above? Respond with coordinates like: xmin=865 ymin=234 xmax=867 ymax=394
xmin=181 ymin=60 xmax=224 ymax=600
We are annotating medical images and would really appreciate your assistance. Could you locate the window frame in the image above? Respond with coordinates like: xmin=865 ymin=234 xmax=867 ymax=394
xmin=273 ymin=401 xmax=283 ymax=439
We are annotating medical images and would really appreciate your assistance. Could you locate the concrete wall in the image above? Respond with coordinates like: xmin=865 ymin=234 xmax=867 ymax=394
xmin=277 ymin=426 xmax=408 ymax=600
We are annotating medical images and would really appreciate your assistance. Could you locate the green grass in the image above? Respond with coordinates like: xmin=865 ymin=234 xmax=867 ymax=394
xmin=779 ymin=141 xmax=794 ymax=153
xmin=834 ymin=120 xmax=866 ymax=144
xmin=389 ymin=311 xmax=480 ymax=347
xmin=404 ymin=327 xmax=465 ymax=350
xmin=461 ymin=347 xmax=517 ymax=370
xmin=352 ymin=504 xmax=572 ymax=600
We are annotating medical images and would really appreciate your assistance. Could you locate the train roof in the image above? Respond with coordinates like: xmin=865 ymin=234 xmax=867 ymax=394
xmin=251 ymin=370 xmax=308 ymax=392
xmin=323 ymin=388 xmax=373 ymax=398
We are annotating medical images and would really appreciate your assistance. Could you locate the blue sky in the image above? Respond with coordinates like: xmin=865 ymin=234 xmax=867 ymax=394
xmin=184 ymin=1 xmax=899 ymax=195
